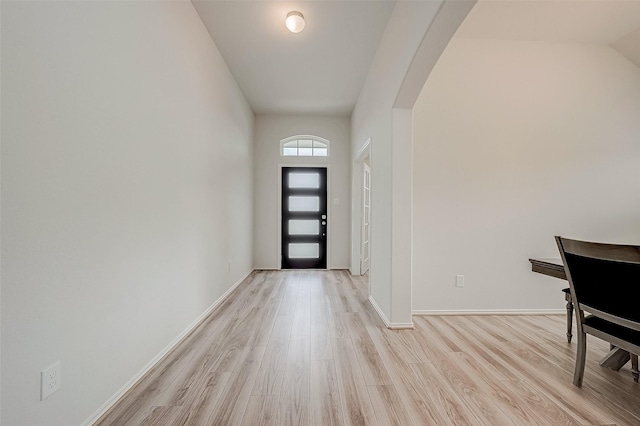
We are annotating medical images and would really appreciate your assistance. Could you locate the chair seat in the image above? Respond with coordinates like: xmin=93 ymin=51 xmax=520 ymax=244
xmin=584 ymin=316 xmax=640 ymax=347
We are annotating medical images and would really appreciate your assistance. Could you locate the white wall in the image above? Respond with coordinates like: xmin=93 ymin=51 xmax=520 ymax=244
xmin=1 ymin=2 xmax=254 ymax=424
xmin=412 ymin=37 xmax=640 ymax=312
xmin=350 ymin=0 xmax=474 ymax=326
xmin=253 ymin=115 xmax=351 ymax=270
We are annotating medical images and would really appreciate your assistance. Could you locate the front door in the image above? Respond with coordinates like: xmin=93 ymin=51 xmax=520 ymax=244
xmin=281 ymin=167 xmax=327 ymax=269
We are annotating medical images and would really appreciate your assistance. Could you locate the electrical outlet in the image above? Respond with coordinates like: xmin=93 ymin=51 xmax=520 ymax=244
xmin=41 ymin=361 xmax=61 ymax=400
xmin=456 ymin=275 xmax=465 ymax=288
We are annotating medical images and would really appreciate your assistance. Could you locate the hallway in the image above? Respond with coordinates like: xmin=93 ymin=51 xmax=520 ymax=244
xmin=97 ymin=270 xmax=640 ymax=425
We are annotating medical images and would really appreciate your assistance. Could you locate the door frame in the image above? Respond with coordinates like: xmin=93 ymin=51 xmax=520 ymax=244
xmin=351 ymin=138 xmax=371 ymax=277
xmin=278 ymin=163 xmax=331 ymax=270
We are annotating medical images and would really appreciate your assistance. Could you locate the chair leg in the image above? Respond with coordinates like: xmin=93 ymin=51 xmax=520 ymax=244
xmin=573 ymin=332 xmax=587 ymax=387
xmin=565 ymin=297 xmax=573 ymax=343
xmin=632 ymin=354 xmax=639 ymax=383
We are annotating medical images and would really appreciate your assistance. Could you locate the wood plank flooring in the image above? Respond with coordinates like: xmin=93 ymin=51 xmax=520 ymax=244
xmin=96 ymin=270 xmax=640 ymax=425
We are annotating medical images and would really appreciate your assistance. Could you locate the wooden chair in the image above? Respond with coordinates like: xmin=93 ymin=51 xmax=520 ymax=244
xmin=555 ymin=236 xmax=640 ymax=387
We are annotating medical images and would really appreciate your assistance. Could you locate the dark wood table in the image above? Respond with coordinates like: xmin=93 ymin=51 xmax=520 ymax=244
xmin=529 ymin=258 xmax=566 ymax=280
xmin=529 ymin=257 xmax=631 ymax=371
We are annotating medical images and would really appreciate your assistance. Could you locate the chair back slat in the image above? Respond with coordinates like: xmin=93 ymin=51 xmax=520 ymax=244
xmin=561 ymin=238 xmax=640 ymax=263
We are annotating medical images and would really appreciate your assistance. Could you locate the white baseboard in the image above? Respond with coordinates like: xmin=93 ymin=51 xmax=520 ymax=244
xmin=412 ymin=309 xmax=565 ymax=316
xmin=254 ymin=267 xmax=351 ymax=271
xmin=368 ymin=296 xmax=414 ymax=329
xmin=81 ymin=269 xmax=254 ymax=426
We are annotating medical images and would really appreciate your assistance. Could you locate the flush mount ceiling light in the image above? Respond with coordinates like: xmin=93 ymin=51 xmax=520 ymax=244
xmin=286 ymin=11 xmax=305 ymax=33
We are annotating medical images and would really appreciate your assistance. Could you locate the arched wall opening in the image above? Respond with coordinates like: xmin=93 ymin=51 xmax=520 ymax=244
xmin=350 ymin=0 xmax=476 ymax=328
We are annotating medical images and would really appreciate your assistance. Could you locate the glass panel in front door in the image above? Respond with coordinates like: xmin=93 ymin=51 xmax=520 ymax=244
xmin=288 ymin=196 xmax=319 ymax=212
xmin=288 ymin=172 xmax=320 ymax=188
xmin=288 ymin=243 xmax=320 ymax=258
xmin=288 ymin=220 xmax=320 ymax=235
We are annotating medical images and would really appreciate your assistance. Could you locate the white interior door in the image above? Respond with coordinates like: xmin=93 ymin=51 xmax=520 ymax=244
xmin=360 ymin=162 xmax=371 ymax=274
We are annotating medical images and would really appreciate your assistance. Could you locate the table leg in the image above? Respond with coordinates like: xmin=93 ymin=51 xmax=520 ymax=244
xmin=599 ymin=347 xmax=631 ymax=371
xmin=564 ymin=292 xmax=573 ymax=343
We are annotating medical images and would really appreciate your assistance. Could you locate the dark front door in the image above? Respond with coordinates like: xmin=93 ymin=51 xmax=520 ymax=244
xmin=281 ymin=167 xmax=327 ymax=269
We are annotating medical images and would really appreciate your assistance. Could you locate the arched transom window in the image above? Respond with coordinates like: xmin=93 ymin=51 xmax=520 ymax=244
xmin=281 ymin=136 xmax=329 ymax=157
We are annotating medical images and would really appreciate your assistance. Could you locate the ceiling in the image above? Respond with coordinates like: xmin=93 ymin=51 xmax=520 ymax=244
xmin=192 ymin=0 xmax=395 ymax=116
xmin=455 ymin=0 xmax=640 ymax=48
xmin=192 ymin=1 xmax=640 ymax=117
xmin=611 ymin=27 xmax=640 ymax=68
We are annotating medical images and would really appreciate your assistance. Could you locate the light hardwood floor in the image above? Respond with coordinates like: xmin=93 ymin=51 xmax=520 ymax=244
xmin=96 ymin=270 xmax=640 ymax=425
